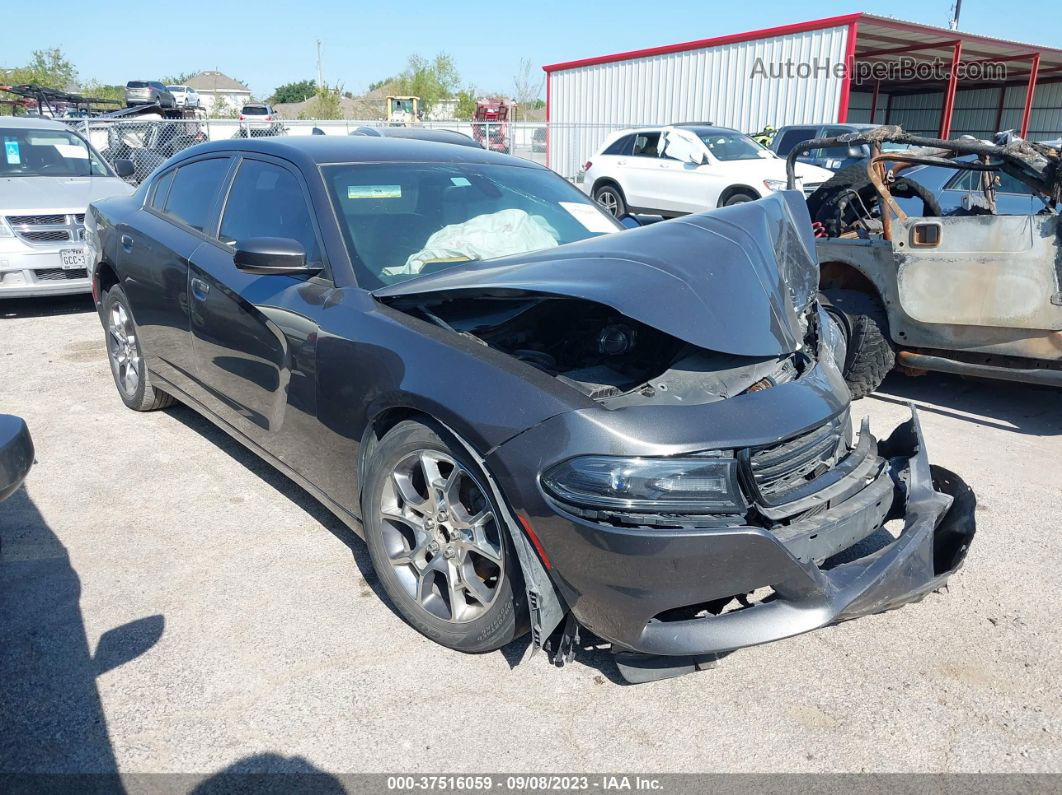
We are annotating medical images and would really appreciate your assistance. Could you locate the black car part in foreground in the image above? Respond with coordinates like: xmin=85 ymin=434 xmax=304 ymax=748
xmin=86 ymin=136 xmax=976 ymax=682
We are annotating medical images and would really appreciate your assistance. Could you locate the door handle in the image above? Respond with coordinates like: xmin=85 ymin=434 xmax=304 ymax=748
xmin=190 ymin=277 xmax=210 ymax=301
xmin=617 ymin=159 xmax=627 ymax=165
xmin=120 ymin=234 xmax=133 ymax=252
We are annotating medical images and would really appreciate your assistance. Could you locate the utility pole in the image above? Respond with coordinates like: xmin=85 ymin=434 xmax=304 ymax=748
xmin=316 ymin=40 xmax=323 ymax=90
xmin=949 ymin=0 xmax=962 ymax=30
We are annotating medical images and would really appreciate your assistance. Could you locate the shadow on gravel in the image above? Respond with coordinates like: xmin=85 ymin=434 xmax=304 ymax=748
xmin=869 ymin=370 xmax=1062 ymax=436
xmin=0 ymin=487 xmax=162 ymax=780
xmin=0 ymin=294 xmax=95 ymax=320
xmin=190 ymin=753 xmax=345 ymax=794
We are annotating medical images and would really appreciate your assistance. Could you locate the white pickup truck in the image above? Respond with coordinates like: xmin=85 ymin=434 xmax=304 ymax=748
xmin=1 ymin=116 xmax=133 ymax=298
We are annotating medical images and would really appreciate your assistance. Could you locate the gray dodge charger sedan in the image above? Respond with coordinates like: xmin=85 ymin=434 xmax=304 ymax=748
xmin=85 ymin=136 xmax=976 ymax=682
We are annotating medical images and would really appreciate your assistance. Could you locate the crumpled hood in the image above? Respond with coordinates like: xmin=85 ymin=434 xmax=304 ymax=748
xmin=0 ymin=176 xmax=133 ymax=214
xmin=375 ymin=190 xmax=819 ymax=357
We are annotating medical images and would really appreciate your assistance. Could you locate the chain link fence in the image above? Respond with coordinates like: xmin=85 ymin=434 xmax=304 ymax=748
xmin=77 ymin=117 xmax=632 ymax=188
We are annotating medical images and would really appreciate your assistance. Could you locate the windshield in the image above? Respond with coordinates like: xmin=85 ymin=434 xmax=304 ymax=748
xmin=241 ymin=106 xmax=268 ymax=115
xmin=697 ymin=132 xmax=769 ymax=161
xmin=880 ymin=141 xmax=911 ymax=153
xmin=324 ymin=162 xmax=622 ymax=289
xmin=1 ymin=128 xmax=110 ymax=177
xmin=167 ymin=86 xmax=186 ymax=92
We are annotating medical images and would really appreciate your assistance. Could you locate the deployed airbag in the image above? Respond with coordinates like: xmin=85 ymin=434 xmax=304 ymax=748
xmin=394 ymin=209 xmax=560 ymax=277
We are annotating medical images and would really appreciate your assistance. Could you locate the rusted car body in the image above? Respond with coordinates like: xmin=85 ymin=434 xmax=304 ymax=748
xmin=787 ymin=126 xmax=1061 ymax=389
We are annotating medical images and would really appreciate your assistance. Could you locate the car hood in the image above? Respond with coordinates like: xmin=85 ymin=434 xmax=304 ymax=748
xmin=375 ymin=190 xmax=818 ymax=358
xmin=0 ymin=176 xmax=133 ymax=214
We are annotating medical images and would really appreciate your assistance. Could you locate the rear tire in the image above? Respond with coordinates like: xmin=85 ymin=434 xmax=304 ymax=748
xmin=593 ymin=183 xmax=627 ymax=217
xmin=102 ymin=285 xmax=174 ymax=412
xmin=722 ymin=191 xmax=756 ymax=206
xmin=822 ymin=289 xmax=896 ymax=399
xmin=361 ymin=420 xmax=526 ymax=653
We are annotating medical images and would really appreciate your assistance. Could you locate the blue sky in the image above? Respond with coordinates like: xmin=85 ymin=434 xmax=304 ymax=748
xmin=3 ymin=1 xmax=1058 ymax=99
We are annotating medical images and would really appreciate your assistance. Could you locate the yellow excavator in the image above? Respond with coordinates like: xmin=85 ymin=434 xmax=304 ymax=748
xmin=386 ymin=96 xmax=421 ymax=126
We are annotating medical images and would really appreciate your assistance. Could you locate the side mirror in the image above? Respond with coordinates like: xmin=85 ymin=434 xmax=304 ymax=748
xmin=233 ymin=237 xmax=319 ymax=275
xmin=0 ymin=414 xmax=34 ymax=503
xmin=114 ymin=159 xmax=134 ymax=178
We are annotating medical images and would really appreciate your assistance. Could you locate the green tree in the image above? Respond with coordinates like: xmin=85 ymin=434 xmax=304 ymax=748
xmin=299 ymin=85 xmax=343 ymax=120
xmin=2 ymin=48 xmax=77 ymax=89
xmin=269 ymin=79 xmax=317 ymax=104
xmin=390 ymin=53 xmax=461 ymax=114
xmin=80 ymin=80 xmax=125 ymax=110
xmin=161 ymin=72 xmax=197 ymax=85
xmin=454 ymin=88 xmax=478 ymax=120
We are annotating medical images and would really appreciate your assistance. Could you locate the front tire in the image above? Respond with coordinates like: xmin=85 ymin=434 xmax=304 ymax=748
xmin=722 ymin=191 xmax=756 ymax=206
xmin=822 ymin=289 xmax=896 ymax=399
xmin=361 ymin=420 xmax=526 ymax=653
xmin=102 ymin=285 xmax=174 ymax=412
xmin=593 ymin=183 xmax=627 ymax=217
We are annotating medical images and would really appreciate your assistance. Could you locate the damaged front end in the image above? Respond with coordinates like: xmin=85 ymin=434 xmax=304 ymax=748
xmin=376 ymin=192 xmax=975 ymax=682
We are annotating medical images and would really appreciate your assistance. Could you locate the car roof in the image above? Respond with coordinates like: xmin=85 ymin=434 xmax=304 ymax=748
xmin=610 ymin=124 xmax=740 ymax=136
xmin=0 ymin=116 xmax=73 ymax=132
xmin=176 ymin=135 xmax=546 ymax=169
xmin=672 ymin=124 xmax=742 ymax=135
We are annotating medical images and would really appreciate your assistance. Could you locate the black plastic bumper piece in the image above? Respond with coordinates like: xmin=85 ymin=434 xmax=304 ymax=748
xmin=0 ymin=414 xmax=34 ymax=503
xmin=626 ymin=409 xmax=976 ymax=662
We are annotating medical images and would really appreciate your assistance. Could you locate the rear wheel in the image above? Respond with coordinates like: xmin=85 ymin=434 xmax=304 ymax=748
xmin=362 ymin=420 xmax=526 ymax=653
xmin=822 ymin=289 xmax=896 ymax=399
xmin=722 ymin=191 xmax=756 ymax=206
xmin=593 ymin=183 xmax=626 ymax=217
xmin=103 ymin=286 xmax=174 ymax=412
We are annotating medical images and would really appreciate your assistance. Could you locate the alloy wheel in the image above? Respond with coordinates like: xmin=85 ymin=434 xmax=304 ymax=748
xmin=596 ymin=189 xmax=620 ymax=216
xmin=107 ymin=300 xmax=141 ymax=397
xmin=379 ymin=450 xmax=504 ymax=623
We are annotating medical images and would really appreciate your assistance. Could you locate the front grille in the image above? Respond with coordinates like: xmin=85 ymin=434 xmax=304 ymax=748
xmin=7 ymin=214 xmax=65 ymax=225
xmin=746 ymin=414 xmax=846 ymax=504
xmin=35 ymin=268 xmax=88 ymax=281
xmin=21 ymin=230 xmax=72 ymax=243
xmin=7 ymin=213 xmax=84 ymax=246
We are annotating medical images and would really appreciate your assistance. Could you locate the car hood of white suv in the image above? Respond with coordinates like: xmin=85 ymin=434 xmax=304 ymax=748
xmin=709 ymin=157 xmax=834 ymax=186
xmin=0 ymin=175 xmax=134 ymax=214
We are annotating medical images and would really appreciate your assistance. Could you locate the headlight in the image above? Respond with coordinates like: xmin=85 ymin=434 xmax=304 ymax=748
xmin=542 ymin=453 xmax=745 ymax=514
xmin=0 ymin=218 xmax=13 ymax=238
xmin=763 ymin=179 xmax=788 ymax=192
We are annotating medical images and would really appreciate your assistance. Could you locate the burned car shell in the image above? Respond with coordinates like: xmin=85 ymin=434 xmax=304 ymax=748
xmin=86 ymin=137 xmax=976 ymax=680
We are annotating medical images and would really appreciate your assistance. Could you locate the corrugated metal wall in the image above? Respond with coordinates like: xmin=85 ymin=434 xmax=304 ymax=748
xmin=548 ymin=25 xmax=850 ymax=179
xmin=848 ymin=83 xmax=1062 ymax=141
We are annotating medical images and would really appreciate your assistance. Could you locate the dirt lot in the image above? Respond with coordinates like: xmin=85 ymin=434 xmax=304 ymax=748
xmin=2 ymin=295 xmax=1061 ymax=776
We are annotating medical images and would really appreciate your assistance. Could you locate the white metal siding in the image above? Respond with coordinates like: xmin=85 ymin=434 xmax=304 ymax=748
xmin=549 ymin=25 xmax=850 ymax=178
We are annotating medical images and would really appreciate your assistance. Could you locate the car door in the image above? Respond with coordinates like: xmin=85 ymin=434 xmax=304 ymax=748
xmin=621 ymin=131 xmax=669 ymax=211
xmin=657 ymin=128 xmax=727 ymax=212
xmin=187 ymin=154 xmax=332 ymax=460
xmin=118 ymin=156 xmax=232 ymax=393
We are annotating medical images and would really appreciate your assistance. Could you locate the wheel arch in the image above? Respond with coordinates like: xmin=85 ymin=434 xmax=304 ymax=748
xmin=93 ymin=259 xmax=121 ymax=309
xmin=590 ymin=176 xmax=624 ymax=197
xmin=716 ymin=184 xmax=761 ymax=207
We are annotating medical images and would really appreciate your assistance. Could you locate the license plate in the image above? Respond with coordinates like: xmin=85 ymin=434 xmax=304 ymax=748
xmin=60 ymin=249 xmax=86 ymax=270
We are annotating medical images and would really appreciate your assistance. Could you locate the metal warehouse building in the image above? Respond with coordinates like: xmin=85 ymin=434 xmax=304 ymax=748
xmin=543 ymin=12 xmax=1062 ymax=179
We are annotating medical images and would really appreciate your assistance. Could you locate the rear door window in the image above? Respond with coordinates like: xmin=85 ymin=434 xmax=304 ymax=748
xmin=631 ymin=132 xmax=661 ymax=157
xmin=162 ymin=158 xmax=231 ymax=233
xmin=150 ymin=169 xmax=175 ymax=210
xmin=774 ymin=127 xmax=817 ymax=156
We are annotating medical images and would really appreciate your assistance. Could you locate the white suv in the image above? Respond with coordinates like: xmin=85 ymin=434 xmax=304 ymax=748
xmin=1 ymin=117 xmax=133 ymax=298
xmin=582 ymin=124 xmax=834 ymax=217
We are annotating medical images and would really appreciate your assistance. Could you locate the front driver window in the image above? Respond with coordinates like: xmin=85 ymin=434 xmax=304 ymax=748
xmin=219 ymin=159 xmax=321 ymax=263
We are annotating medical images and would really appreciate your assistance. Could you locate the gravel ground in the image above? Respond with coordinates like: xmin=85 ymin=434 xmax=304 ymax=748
xmin=1 ymin=294 xmax=1060 ymax=777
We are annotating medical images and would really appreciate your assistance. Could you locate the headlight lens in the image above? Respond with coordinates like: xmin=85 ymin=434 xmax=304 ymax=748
xmin=763 ymin=179 xmax=787 ymax=192
xmin=542 ymin=453 xmax=745 ymax=514
xmin=0 ymin=218 xmax=13 ymax=238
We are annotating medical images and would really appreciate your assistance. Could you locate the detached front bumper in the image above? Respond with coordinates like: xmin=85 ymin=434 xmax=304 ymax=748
xmin=495 ymin=409 xmax=975 ymax=672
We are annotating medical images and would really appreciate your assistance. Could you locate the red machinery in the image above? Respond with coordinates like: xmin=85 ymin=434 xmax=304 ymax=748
xmin=472 ymin=98 xmax=510 ymax=153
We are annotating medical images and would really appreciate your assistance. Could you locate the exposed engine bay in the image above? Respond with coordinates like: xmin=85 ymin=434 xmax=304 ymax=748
xmin=414 ymin=296 xmax=813 ymax=408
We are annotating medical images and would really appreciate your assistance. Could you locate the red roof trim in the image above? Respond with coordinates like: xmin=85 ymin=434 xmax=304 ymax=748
xmin=542 ymin=13 xmax=864 ymax=73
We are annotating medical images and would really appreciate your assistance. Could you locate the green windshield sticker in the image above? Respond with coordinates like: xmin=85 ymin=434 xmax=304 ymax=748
xmin=347 ymin=185 xmax=402 ymax=199
xmin=4 ymin=138 xmax=20 ymax=165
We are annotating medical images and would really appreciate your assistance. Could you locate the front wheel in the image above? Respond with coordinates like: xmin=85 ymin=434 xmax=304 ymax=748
xmin=361 ymin=420 xmax=526 ymax=653
xmin=103 ymin=286 xmax=174 ymax=411
xmin=593 ymin=183 xmax=626 ymax=217
xmin=821 ymin=289 xmax=896 ymax=399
